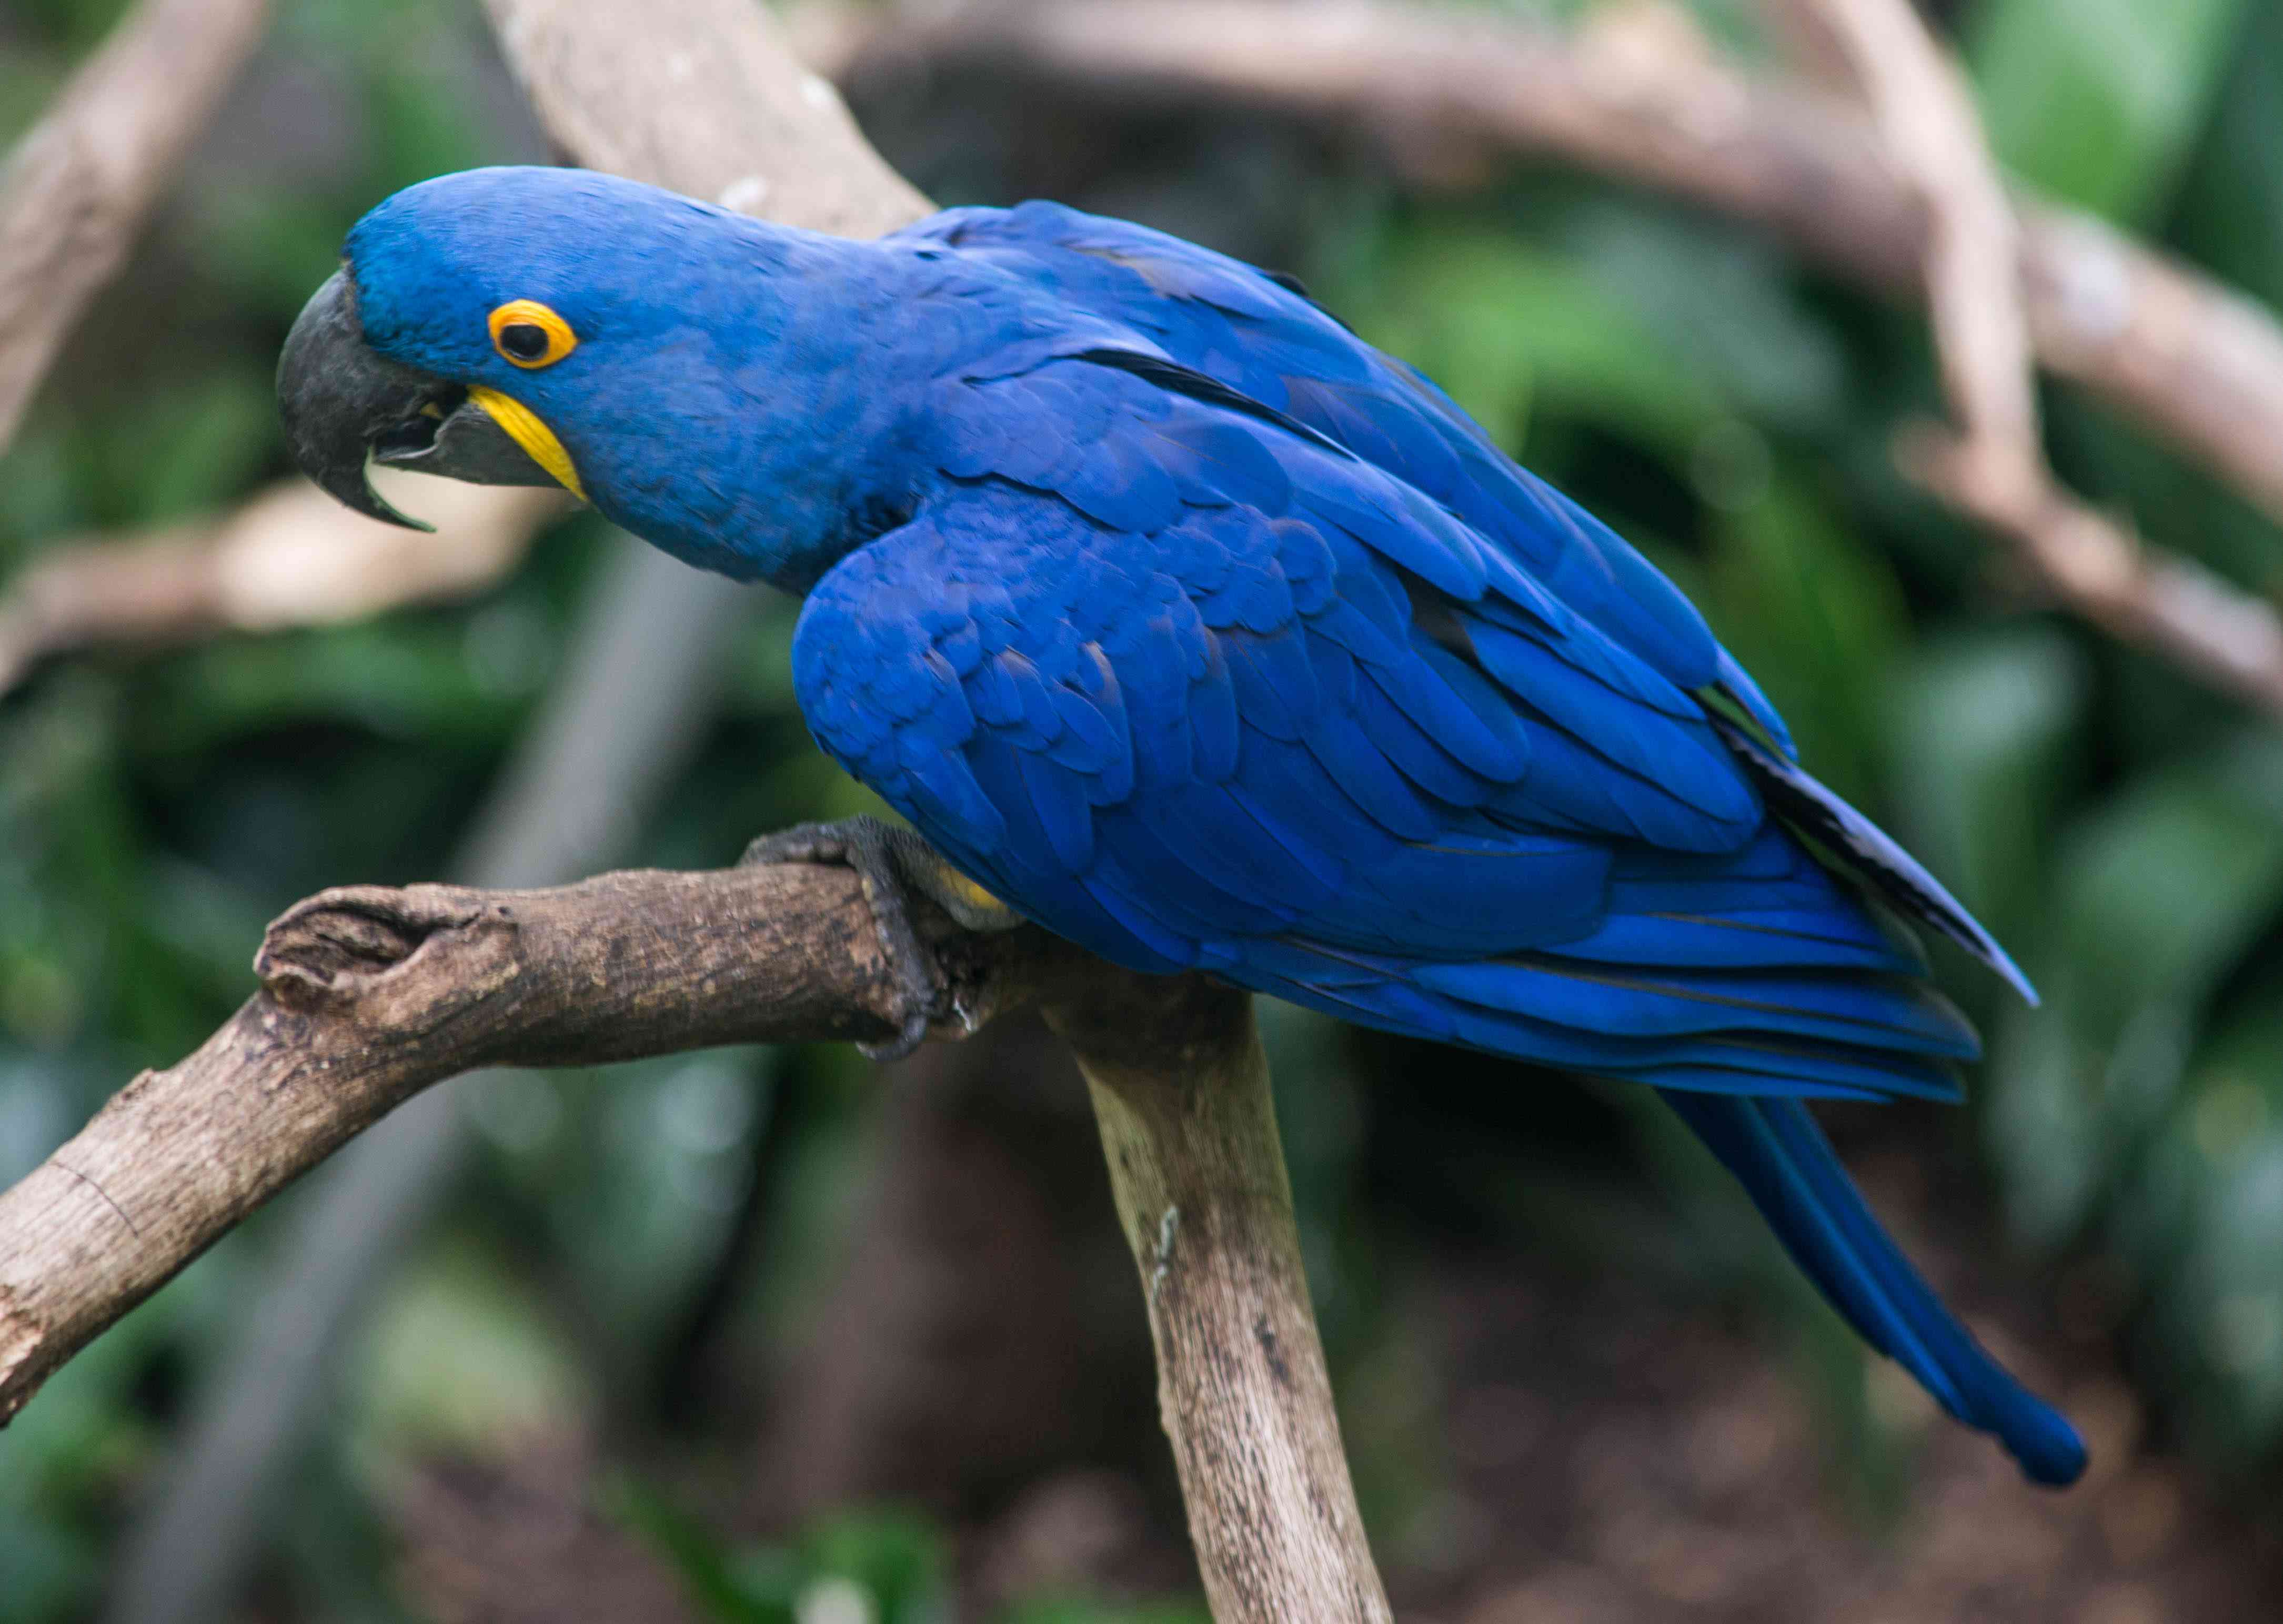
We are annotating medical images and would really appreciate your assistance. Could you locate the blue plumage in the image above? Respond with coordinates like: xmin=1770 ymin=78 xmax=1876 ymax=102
xmin=321 ymin=167 xmax=2084 ymax=1486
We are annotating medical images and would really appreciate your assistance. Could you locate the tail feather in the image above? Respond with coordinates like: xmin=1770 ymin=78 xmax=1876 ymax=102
xmin=1708 ymin=715 xmax=2038 ymax=1005
xmin=1662 ymin=1090 xmax=2087 ymax=1487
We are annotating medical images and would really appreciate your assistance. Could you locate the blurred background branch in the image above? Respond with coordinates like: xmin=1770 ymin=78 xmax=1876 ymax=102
xmin=1791 ymin=0 xmax=2283 ymax=714
xmin=792 ymin=0 xmax=2283 ymax=718
xmin=0 ymin=477 xmax=562 ymax=695
xmin=0 ymin=0 xmax=272 ymax=447
xmin=789 ymin=0 xmax=2283 ymax=527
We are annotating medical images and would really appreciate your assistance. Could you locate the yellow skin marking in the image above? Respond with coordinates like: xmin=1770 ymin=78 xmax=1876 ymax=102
xmin=467 ymin=384 xmax=586 ymax=501
xmin=467 ymin=300 xmax=586 ymax=499
xmin=938 ymin=867 xmax=1005 ymax=917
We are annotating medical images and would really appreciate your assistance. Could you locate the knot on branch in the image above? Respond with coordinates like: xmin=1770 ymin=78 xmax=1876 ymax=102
xmin=255 ymin=884 xmax=513 ymax=1014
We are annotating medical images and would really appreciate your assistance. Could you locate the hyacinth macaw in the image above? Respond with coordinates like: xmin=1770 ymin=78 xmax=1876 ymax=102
xmin=276 ymin=166 xmax=2085 ymax=1485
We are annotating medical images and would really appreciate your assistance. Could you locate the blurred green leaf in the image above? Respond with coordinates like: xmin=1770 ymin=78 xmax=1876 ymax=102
xmin=608 ymin=1477 xmax=799 ymax=1624
xmin=2170 ymin=0 xmax=2283 ymax=305
xmin=1989 ymin=733 xmax=2283 ymax=1244
xmin=1002 ymin=1600 xmax=1209 ymax=1624
xmin=350 ymin=1238 xmax=593 ymax=1462
xmin=2115 ymin=987 xmax=2283 ymax=1459
xmin=610 ymin=1488 xmax=951 ymax=1624
xmin=1885 ymin=629 xmax=2087 ymax=940
xmin=2053 ymin=734 xmax=2283 ymax=1029
xmin=1701 ymin=469 xmax=1910 ymax=803
xmin=0 ymin=1255 xmax=230 ymax=1624
xmin=1563 ymin=207 xmax=1848 ymax=438
xmin=1969 ymin=0 xmax=2251 ymax=222
xmin=1329 ymin=219 xmax=1721 ymax=457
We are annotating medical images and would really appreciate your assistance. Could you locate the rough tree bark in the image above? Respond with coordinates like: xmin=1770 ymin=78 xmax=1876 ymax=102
xmin=0 ymin=867 xmax=906 ymax=1421
xmin=0 ymin=2 xmax=1393 ymax=1620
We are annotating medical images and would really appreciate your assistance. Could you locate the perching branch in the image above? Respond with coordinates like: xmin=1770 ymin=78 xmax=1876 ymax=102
xmin=99 ymin=543 xmax=752 ymax=1624
xmin=0 ymin=864 xmax=1392 ymax=1622
xmin=0 ymin=0 xmax=273 ymax=448
xmin=796 ymin=0 xmax=2283 ymax=719
xmin=0 ymin=864 xmax=958 ymax=1424
xmin=1052 ymin=987 xmax=1390 ymax=1622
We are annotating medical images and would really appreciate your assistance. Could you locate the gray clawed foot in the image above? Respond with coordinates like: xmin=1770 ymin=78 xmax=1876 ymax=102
xmin=741 ymin=816 xmax=1017 ymax=1063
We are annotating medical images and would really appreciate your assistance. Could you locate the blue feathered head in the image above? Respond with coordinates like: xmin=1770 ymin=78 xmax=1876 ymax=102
xmin=279 ymin=165 xmax=921 ymax=584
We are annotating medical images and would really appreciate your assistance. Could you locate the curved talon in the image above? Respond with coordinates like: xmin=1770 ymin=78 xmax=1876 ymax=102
xmin=741 ymin=816 xmax=953 ymax=1061
xmin=858 ymin=1007 xmax=932 ymax=1064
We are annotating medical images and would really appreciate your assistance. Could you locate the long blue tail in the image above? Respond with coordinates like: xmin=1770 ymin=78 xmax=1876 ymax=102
xmin=1662 ymin=1090 xmax=2086 ymax=1486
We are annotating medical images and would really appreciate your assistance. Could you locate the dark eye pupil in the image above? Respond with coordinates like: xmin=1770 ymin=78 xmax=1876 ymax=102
xmin=500 ymin=322 xmax=551 ymax=360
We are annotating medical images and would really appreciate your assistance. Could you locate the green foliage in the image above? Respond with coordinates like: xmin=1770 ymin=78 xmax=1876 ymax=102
xmin=1987 ymin=736 xmax=2283 ymax=1248
xmin=611 ymin=1484 xmax=947 ymax=1624
xmin=1885 ymin=630 xmax=2088 ymax=942
xmin=613 ymin=1487 xmax=1205 ymax=1624
xmin=1969 ymin=0 xmax=2252 ymax=223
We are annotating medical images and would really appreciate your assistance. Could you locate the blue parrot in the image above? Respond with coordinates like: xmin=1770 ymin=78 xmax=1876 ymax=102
xmin=277 ymin=166 xmax=2085 ymax=1486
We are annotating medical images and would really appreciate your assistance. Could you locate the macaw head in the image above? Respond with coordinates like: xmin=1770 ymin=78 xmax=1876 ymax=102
xmin=278 ymin=166 xmax=912 ymax=586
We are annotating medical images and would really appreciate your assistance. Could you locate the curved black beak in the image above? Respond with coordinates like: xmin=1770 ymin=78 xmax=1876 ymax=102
xmin=277 ymin=270 xmax=557 ymax=530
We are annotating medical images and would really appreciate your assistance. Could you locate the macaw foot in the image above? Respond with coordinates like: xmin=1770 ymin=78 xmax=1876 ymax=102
xmin=740 ymin=816 xmax=1023 ymax=1062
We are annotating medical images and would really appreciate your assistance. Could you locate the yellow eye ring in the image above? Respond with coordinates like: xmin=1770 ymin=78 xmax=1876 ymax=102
xmin=488 ymin=299 xmax=577 ymax=368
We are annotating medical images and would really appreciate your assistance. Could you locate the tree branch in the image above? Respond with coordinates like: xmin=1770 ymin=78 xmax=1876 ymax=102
xmin=98 ymin=543 xmax=752 ymax=1624
xmin=481 ymin=0 xmax=930 ymax=238
xmin=0 ymin=478 xmax=564 ymax=696
xmin=0 ymin=0 xmax=273 ymax=447
xmin=1783 ymin=0 xmax=2283 ymax=714
xmin=0 ymin=864 xmax=961 ymax=1424
xmin=1053 ymin=985 xmax=1391 ymax=1623
xmin=0 ymin=860 xmax=1397 ymax=1622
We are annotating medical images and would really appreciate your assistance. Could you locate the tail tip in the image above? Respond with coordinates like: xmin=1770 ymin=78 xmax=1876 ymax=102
xmin=2006 ymin=1402 xmax=2088 ymax=1488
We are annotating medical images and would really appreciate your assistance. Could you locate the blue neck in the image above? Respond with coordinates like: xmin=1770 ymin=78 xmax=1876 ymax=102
xmin=563 ymin=230 xmax=937 ymax=592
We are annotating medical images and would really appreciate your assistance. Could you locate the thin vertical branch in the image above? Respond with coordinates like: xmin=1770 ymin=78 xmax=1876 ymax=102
xmin=1047 ymin=976 xmax=1393 ymax=1624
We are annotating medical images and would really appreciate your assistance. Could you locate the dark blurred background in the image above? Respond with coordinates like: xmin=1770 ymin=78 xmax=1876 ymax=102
xmin=4 ymin=1 xmax=2283 ymax=1619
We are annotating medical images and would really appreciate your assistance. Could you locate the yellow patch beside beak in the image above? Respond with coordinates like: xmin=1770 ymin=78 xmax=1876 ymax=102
xmin=467 ymin=385 xmax=586 ymax=501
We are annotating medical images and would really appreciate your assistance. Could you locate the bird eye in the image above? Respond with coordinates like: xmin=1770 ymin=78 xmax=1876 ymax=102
xmin=488 ymin=299 xmax=576 ymax=368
